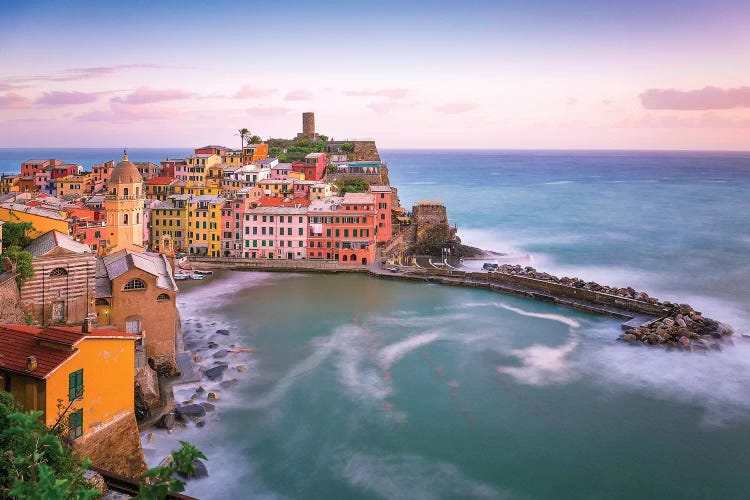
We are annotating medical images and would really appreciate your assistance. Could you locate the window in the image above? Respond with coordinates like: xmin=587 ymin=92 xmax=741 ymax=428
xmin=123 ymin=214 xmax=129 ymax=224
xmin=157 ymin=293 xmax=170 ymax=302
xmin=68 ymin=369 xmax=83 ymax=400
xmin=49 ymin=267 xmax=68 ymax=277
xmin=124 ymin=278 xmax=146 ymax=290
xmin=68 ymin=409 xmax=83 ymax=440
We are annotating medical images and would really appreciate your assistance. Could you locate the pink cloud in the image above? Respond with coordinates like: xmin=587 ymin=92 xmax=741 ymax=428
xmin=75 ymin=102 xmax=173 ymax=123
xmin=0 ymin=92 xmax=30 ymax=109
xmin=434 ymin=101 xmax=478 ymax=114
xmin=640 ymin=86 xmax=750 ymax=110
xmin=35 ymin=91 xmax=100 ymax=106
xmin=247 ymin=106 xmax=291 ymax=117
xmin=284 ymin=89 xmax=313 ymax=101
xmin=113 ymin=86 xmax=195 ymax=105
xmin=234 ymin=85 xmax=277 ymax=99
xmin=345 ymin=88 xmax=409 ymax=100
xmin=367 ymin=101 xmax=418 ymax=113
xmin=3 ymin=64 xmax=162 ymax=85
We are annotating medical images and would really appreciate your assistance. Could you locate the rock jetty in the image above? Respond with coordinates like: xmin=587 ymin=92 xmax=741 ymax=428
xmin=490 ymin=264 xmax=735 ymax=349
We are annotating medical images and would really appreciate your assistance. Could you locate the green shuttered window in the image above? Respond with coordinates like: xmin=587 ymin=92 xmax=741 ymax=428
xmin=68 ymin=409 xmax=83 ymax=439
xmin=68 ymin=369 xmax=83 ymax=401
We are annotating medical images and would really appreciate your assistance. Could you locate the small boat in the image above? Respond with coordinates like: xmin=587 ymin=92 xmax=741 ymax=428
xmin=174 ymin=273 xmax=189 ymax=280
xmin=227 ymin=348 xmax=257 ymax=353
xmin=189 ymin=273 xmax=205 ymax=280
xmin=194 ymin=270 xmax=214 ymax=275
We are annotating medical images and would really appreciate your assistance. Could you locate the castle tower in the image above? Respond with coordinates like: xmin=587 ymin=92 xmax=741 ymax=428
xmin=104 ymin=151 xmax=145 ymax=254
xmin=302 ymin=112 xmax=315 ymax=138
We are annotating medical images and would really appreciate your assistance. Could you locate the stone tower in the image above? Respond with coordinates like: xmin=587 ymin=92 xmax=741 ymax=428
xmin=104 ymin=151 xmax=145 ymax=254
xmin=302 ymin=112 xmax=315 ymax=138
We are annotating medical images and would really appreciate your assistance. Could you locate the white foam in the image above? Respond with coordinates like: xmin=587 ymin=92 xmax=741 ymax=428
xmin=336 ymin=452 xmax=505 ymax=499
xmin=495 ymin=303 xmax=581 ymax=328
xmin=544 ymin=180 xmax=574 ymax=185
xmin=378 ymin=332 xmax=441 ymax=369
xmin=498 ymin=338 xmax=579 ymax=386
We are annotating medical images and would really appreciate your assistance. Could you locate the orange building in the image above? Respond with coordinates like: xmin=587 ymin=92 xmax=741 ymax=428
xmin=0 ymin=323 xmax=146 ymax=477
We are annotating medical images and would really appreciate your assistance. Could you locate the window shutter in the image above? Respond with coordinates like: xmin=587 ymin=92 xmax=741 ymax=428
xmin=69 ymin=372 xmax=75 ymax=401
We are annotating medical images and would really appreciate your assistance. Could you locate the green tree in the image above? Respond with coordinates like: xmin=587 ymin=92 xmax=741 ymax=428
xmin=0 ymin=392 xmax=98 ymax=499
xmin=318 ymin=135 xmax=328 ymax=142
xmin=138 ymin=441 xmax=207 ymax=500
xmin=2 ymin=222 xmax=33 ymax=250
xmin=3 ymin=246 xmax=34 ymax=288
xmin=248 ymin=135 xmax=261 ymax=144
xmin=237 ymin=128 xmax=249 ymax=161
xmin=339 ymin=142 xmax=354 ymax=154
xmin=335 ymin=178 xmax=369 ymax=194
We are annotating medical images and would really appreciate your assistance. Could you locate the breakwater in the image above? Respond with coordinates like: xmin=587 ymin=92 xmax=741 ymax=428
xmin=186 ymin=257 xmax=736 ymax=350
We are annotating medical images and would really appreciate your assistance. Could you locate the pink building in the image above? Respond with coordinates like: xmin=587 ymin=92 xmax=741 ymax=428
xmin=270 ymin=163 xmax=292 ymax=179
xmin=369 ymin=185 xmax=393 ymax=243
xmin=50 ymin=164 xmax=83 ymax=180
xmin=241 ymin=197 xmax=310 ymax=259
xmin=291 ymin=153 xmax=327 ymax=181
xmin=92 ymin=160 xmax=115 ymax=189
xmin=21 ymin=159 xmax=62 ymax=177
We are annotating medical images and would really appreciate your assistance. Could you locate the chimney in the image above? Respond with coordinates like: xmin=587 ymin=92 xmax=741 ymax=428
xmin=82 ymin=317 xmax=91 ymax=334
xmin=26 ymin=356 xmax=37 ymax=372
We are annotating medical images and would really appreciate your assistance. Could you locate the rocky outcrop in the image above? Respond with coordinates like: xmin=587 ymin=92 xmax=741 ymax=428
xmin=74 ymin=411 xmax=147 ymax=479
xmin=0 ymin=272 xmax=24 ymax=324
xmin=490 ymin=264 xmax=734 ymax=349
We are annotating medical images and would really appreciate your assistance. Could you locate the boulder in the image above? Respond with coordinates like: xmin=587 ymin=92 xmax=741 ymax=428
xmin=220 ymin=379 xmax=239 ymax=388
xmin=176 ymin=404 xmax=206 ymax=417
xmin=235 ymin=364 xmax=247 ymax=373
xmin=205 ymin=364 xmax=228 ymax=380
xmin=207 ymin=392 xmax=220 ymax=401
xmin=200 ymin=402 xmax=215 ymax=412
xmin=196 ymin=420 xmax=206 ymax=428
xmin=207 ymin=342 xmax=219 ymax=349
xmin=175 ymin=459 xmax=209 ymax=480
xmin=83 ymin=469 xmax=107 ymax=494
xmin=158 ymin=413 xmax=176 ymax=430
xmin=216 ymin=329 xmax=230 ymax=335
xmin=621 ymin=333 xmax=637 ymax=343
xmin=676 ymin=317 xmax=687 ymax=328
xmin=213 ymin=350 xmax=228 ymax=359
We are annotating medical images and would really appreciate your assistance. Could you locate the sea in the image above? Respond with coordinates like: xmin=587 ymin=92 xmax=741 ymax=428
xmin=2 ymin=148 xmax=749 ymax=498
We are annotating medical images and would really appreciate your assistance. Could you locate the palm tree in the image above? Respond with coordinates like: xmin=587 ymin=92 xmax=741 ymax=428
xmin=237 ymin=128 xmax=249 ymax=162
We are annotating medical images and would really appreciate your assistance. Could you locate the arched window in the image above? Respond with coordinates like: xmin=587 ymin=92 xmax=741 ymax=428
xmin=156 ymin=293 xmax=170 ymax=302
xmin=136 ymin=187 xmax=140 ymax=196
xmin=49 ymin=267 xmax=68 ymax=277
xmin=136 ymin=213 xmax=140 ymax=224
xmin=124 ymin=214 xmax=129 ymax=224
xmin=123 ymin=187 xmax=129 ymax=197
xmin=342 ymin=255 xmax=348 ymax=262
xmin=350 ymin=253 xmax=357 ymax=262
xmin=124 ymin=278 xmax=146 ymax=291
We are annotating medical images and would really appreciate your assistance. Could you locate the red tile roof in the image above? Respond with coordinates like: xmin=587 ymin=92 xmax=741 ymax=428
xmin=146 ymin=177 xmax=174 ymax=185
xmin=258 ymin=196 xmax=311 ymax=207
xmin=0 ymin=324 xmax=139 ymax=379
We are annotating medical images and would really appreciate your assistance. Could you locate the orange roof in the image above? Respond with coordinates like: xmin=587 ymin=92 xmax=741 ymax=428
xmin=258 ymin=196 xmax=311 ymax=207
xmin=0 ymin=324 xmax=139 ymax=379
xmin=146 ymin=177 xmax=174 ymax=185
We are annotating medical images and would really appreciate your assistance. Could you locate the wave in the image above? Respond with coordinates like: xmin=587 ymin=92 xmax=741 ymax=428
xmin=544 ymin=180 xmax=574 ymax=185
xmin=378 ymin=333 xmax=441 ymax=369
xmin=497 ymin=338 xmax=579 ymax=386
xmin=495 ymin=303 xmax=581 ymax=328
xmin=407 ymin=181 xmax=438 ymax=185
xmin=336 ymin=452 xmax=505 ymax=499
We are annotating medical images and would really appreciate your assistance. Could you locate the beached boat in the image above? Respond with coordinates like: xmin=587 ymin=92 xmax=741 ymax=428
xmin=189 ymin=273 xmax=205 ymax=280
xmin=194 ymin=270 xmax=213 ymax=275
xmin=174 ymin=273 xmax=190 ymax=280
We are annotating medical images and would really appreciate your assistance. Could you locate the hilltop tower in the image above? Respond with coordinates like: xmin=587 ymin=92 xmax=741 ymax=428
xmin=104 ymin=151 xmax=145 ymax=254
xmin=302 ymin=112 xmax=315 ymax=138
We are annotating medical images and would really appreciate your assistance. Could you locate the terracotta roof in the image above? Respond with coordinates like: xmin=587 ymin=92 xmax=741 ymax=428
xmin=146 ymin=177 xmax=174 ymax=185
xmin=258 ymin=196 xmax=311 ymax=207
xmin=0 ymin=324 xmax=138 ymax=379
xmin=110 ymin=155 xmax=143 ymax=185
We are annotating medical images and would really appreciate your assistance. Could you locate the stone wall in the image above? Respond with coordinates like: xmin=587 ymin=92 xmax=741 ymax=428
xmin=0 ymin=272 xmax=24 ymax=324
xmin=74 ymin=410 xmax=147 ymax=479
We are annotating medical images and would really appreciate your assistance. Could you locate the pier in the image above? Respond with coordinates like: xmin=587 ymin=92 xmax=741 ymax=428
xmin=186 ymin=257 xmax=668 ymax=330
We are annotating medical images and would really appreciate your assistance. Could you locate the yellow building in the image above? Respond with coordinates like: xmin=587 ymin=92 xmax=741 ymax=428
xmin=258 ymin=178 xmax=295 ymax=197
xmin=0 ymin=323 xmax=146 ymax=477
xmin=221 ymin=150 xmax=243 ymax=167
xmin=0 ymin=202 xmax=69 ymax=238
xmin=310 ymin=182 xmax=337 ymax=200
xmin=104 ymin=152 xmax=145 ymax=254
xmin=188 ymin=195 xmax=223 ymax=256
xmin=0 ymin=175 xmax=19 ymax=195
xmin=184 ymin=183 xmax=220 ymax=198
xmin=186 ymin=154 xmax=221 ymax=184
xmin=150 ymin=195 xmax=189 ymax=252
xmin=56 ymin=174 xmax=93 ymax=198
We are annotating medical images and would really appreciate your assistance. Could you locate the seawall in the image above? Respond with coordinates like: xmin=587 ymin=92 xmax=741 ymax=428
xmin=187 ymin=257 xmax=667 ymax=328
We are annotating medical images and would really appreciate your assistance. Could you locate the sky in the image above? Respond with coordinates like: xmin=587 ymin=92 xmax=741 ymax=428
xmin=0 ymin=0 xmax=749 ymax=150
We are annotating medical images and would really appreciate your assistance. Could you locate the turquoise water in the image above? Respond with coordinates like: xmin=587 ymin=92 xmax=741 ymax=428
xmin=4 ymin=148 xmax=749 ymax=497
xmin=145 ymin=272 xmax=750 ymax=499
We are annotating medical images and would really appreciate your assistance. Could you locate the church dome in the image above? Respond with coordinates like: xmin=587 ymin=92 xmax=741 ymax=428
xmin=110 ymin=151 xmax=143 ymax=184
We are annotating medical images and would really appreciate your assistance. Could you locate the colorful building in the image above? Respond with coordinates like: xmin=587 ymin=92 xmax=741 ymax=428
xmin=187 ymin=195 xmax=224 ymax=256
xmin=145 ymin=177 xmax=174 ymax=201
xmin=369 ymin=184 xmax=392 ymax=243
xmin=158 ymin=158 xmax=183 ymax=179
xmin=0 ymin=323 xmax=146 ymax=477
xmin=150 ymin=196 xmax=189 ymax=252
xmin=0 ymin=202 xmax=69 ymax=238
xmin=186 ymin=154 xmax=221 ymax=184
xmin=242 ymin=197 xmax=310 ymax=259
xmin=292 ymin=152 xmax=327 ymax=181
xmin=242 ymin=143 xmax=269 ymax=163
xmin=104 ymin=153 xmax=145 ymax=253
xmin=20 ymin=231 xmax=96 ymax=325
xmin=21 ymin=159 xmax=63 ymax=177
xmin=57 ymin=174 xmax=94 ymax=198
xmin=307 ymin=193 xmax=377 ymax=264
